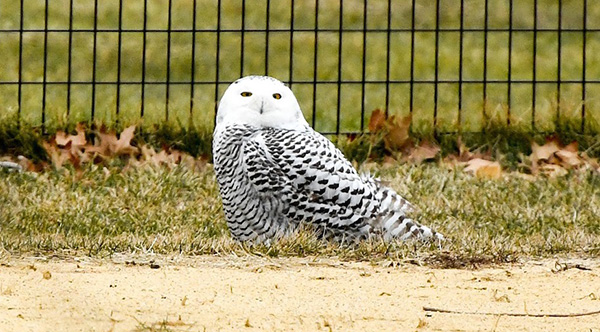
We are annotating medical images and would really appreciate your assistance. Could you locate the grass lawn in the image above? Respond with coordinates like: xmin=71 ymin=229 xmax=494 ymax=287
xmin=1 ymin=163 xmax=598 ymax=265
xmin=0 ymin=0 xmax=599 ymax=265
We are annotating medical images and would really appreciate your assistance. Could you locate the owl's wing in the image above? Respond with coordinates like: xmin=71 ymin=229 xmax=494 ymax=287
xmin=242 ymin=127 xmax=382 ymax=234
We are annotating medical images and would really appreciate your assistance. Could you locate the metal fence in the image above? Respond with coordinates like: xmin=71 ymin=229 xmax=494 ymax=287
xmin=0 ymin=0 xmax=598 ymax=134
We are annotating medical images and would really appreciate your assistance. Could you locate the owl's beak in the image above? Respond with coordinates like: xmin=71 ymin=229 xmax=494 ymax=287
xmin=259 ymin=98 xmax=265 ymax=114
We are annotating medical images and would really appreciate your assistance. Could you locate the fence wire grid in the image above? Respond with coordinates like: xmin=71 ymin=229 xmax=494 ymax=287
xmin=0 ymin=0 xmax=599 ymax=135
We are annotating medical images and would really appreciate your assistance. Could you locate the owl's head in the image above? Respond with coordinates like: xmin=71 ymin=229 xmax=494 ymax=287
xmin=216 ymin=76 xmax=308 ymax=129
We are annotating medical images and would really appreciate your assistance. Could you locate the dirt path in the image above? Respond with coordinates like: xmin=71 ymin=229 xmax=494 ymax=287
xmin=1 ymin=255 xmax=599 ymax=332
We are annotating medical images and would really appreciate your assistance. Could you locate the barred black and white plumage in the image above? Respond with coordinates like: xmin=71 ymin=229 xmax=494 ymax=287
xmin=213 ymin=75 xmax=443 ymax=243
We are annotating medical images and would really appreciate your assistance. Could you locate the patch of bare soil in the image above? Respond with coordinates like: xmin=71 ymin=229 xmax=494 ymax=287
xmin=1 ymin=256 xmax=599 ymax=332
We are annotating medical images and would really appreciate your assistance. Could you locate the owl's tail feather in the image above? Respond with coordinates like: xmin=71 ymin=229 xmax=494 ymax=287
xmin=374 ymin=187 xmax=444 ymax=242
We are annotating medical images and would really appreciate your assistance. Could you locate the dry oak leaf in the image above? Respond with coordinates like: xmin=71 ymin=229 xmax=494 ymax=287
xmin=114 ymin=125 xmax=138 ymax=155
xmin=464 ymin=158 xmax=502 ymax=179
xmin=554 ymin=150 xmax=583 ymax=169
xmin=54 ymin=131 xmax=71 ymax=146
xmin=529 ymin=139 xmax=586 ymax=174
xmin=562 ymin=141 xmax=579 ymax=153
xmin=408 ymin=141 xmax=440 ymax=164
xmin=88 ymin=125 xmax=139 ymax=157
xmin=383 ymin=115 xmax=412 ymax=152
xmin=55 ymin=125 xmax=91 ymax=165
xmin=151 ymin=149 xmax=179 ymax=167
xmin=452 ymin=138 xmax=493 ymax=162
xmin=540 ymin=164 xmax=568 ymax=177
xmin=139 ymin=145 xmax=185 ymax=168
xmin=368 ymin=109 xmax=387 ymax=133
xmin=55 ymin=123 xmax=87 ymax=149
xmin=554 ymin=141 xmax=583 ymax=169
xmin=455 ymin=138 xmax=475 ymax=162
xmin=43 ymin=141 xmax=71 ymax=169
xmin=530 ymin=139 xmax=561 ymax=164
xmin=86 ymin=130 xmax=114 ymax=157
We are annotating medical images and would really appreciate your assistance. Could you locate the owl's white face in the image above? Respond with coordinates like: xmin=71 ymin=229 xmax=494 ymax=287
xmin=216 ymin=76 xmax=309 ymax=130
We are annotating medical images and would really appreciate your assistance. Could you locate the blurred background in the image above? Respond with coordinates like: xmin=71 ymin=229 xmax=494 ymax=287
xmin=0 ymin=0 xmax=598 ymax=135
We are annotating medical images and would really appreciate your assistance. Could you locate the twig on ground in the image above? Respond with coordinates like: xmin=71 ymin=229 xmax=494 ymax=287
xmin=552 ymin=261 xmax=592 ymax=273
xmin=423 ymin=306 xmax=600 ymax=318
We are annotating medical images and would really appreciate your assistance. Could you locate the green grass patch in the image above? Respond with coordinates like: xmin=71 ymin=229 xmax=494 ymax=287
xmin=1 ymin=163 xmax=598 ymax=266
xmin=0 ymin=116 xmax=48 ymax=163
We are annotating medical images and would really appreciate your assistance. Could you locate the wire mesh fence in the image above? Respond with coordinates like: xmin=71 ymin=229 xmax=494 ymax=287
xmin=0 ymin=0 xmax=598 ymax=135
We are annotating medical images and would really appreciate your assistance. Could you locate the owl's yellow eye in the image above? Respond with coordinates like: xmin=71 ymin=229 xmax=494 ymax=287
xmin=241 ymin=92 xmax=252 ymax=97
xmin=273 ymin=93 xmax=282 ymax=100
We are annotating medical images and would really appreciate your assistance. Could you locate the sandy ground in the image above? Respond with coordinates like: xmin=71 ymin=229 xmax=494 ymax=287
xmin=1 ymin=255 xmax=599 ymax=332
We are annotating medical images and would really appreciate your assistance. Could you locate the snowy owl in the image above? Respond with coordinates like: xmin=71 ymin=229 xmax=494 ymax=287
xmin=213 ymin=76 xmax=443 ymax=243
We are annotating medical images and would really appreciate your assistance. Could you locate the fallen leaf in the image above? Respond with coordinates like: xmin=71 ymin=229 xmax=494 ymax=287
xmin=55 ymin=123 xmax=87 ymax=149
xmin=563 ymin=141 xmax=578 ymax=153
xmin=88 ymin=125 xmax=138 ymax=158
xmin=555 ymin=149 xmax=583 ymax=169
xmin=528 ymin=138 xmax=587 ymax=175
xmin=384 ymin=115 xmax=411 ymax=152
xmin=153 ymin=150 xmax=170 ymax=166
xmin=408 ymin=141 xmax=440 ymax=164
xmin=43 ymin=141 xmax=71 ymax=169
xmin=71 ymin=123 xmax=87 ymax=148
xmin=140 ymin=145 xmax=156 ymax=160
xmin=113 ymin=125 xmax=138 ymax=155
xmin=87 ymin=126 xmax=115 ymax=157
xmin=181 ymin=154 xmax=206 ymax=171
xmin=54 ymin=131 xmax=71 ymax=146
xmin=456 ymin=137 xmax=473 ymax=162
xmin=443 ymin=138 xmax=493 ymax=167
xmin=540 ymin=164 xmax=568 ymax=177
xmin=530 ymin=139 xmax=561 ymax=164
xmin=464 ymin=158 xmax=502 ymax=179
xmin=368 ymin=109 xmax=386 ymax=133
